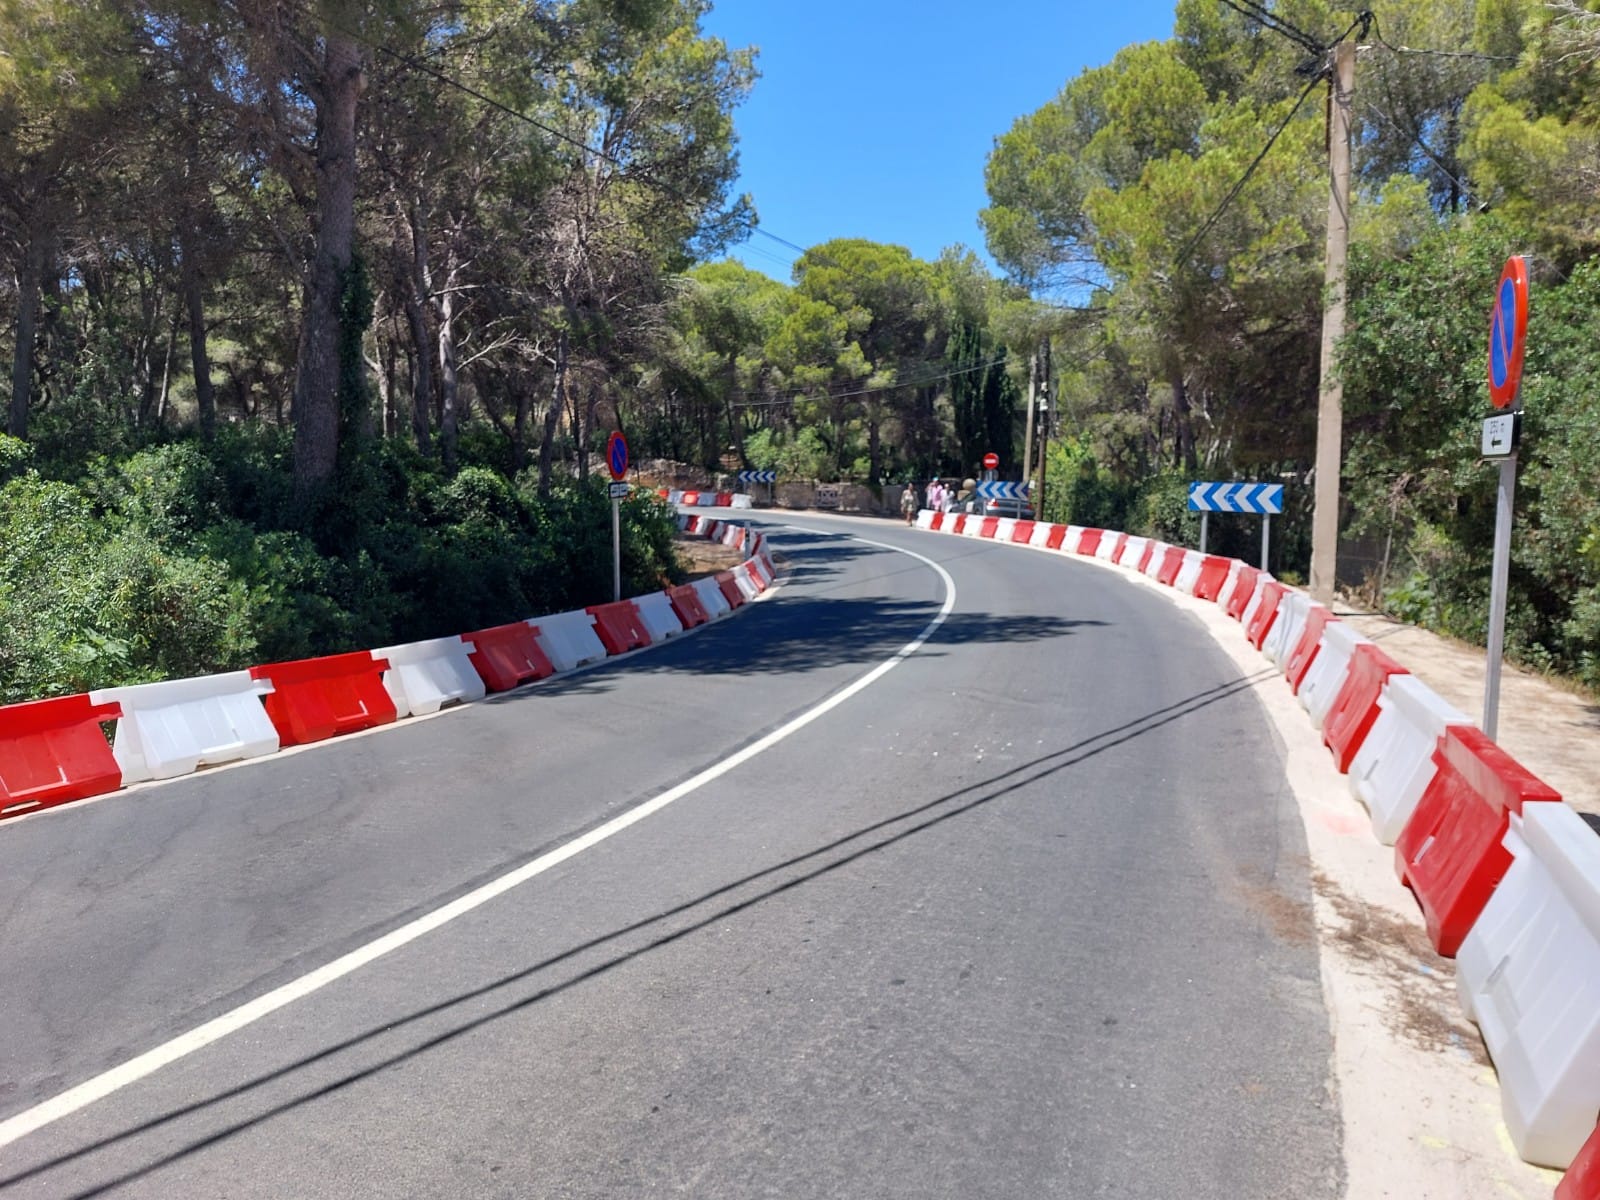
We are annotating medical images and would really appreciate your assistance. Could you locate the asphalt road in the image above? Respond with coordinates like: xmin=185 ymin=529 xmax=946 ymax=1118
xmin=0 ymin=513 xmax=1342 ymax=1199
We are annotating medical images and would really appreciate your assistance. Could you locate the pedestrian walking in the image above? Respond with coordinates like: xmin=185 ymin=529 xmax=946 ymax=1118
xmin=901 ymin=482 xmax=920 ymax=525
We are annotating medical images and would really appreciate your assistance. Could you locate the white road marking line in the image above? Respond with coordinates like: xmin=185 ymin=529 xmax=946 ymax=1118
xmin=0 ymin=535 xmax=956 ymax=1151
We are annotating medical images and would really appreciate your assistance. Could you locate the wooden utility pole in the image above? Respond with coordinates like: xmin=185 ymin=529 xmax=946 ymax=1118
xmin=1037 ymin=337 xmax=1052 ymax=515
xmin=1021 ymin=345 xmax=1038 ymax=487
xmin=1310 ymin=40 xmax=1356 ymax=601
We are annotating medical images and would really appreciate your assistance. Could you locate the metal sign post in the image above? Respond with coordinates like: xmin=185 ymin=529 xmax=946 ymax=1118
xmin=605 ymin=431 xmax=629 ymax=603
xmin=1482 ymin=256 xmax=1530 ymax=739
xmin=1187 ymin=482 xmax=1283 ymax=570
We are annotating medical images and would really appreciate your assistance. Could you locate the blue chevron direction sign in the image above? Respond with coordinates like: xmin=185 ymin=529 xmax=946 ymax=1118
xmin=976 ymin=480 xmax=1032 ymax=501
xmin=738 ymin=469 xmax=777 ymax=484
xmin=1187 ymin=481 xmax=1283 ymax=515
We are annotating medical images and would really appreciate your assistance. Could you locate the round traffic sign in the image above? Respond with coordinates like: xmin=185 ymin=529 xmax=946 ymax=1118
xmin=606 ymin=430 xmax=629 ymax=481
xmin=1487 ymin=255 xmax=1529 ymax=409
xmin=982 ymin=452 xmax=999 ymax=470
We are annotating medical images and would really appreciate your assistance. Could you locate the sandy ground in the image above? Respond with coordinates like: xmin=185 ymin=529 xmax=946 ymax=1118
xmin=1055 ymin=551 xmax=1566 ymax=1200
xmin=675 ymin=533 xmax=744 ymax=581
xmin=1336 ymin=607 xmax=1600 ymax=818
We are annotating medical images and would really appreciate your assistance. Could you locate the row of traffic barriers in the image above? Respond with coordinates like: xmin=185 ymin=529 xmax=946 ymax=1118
xmin=0 ymin=515 xmax=776 ymax=823
xmin=913 ymin=509 xmax=1600 ymax=1196
xmin=654 ymin=488 xmax=754 ymax=509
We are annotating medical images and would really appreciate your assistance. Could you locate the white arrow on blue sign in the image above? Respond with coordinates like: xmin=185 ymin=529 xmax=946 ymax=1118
xmin=738 ymin=469 xmax=777 ymax=484
xmin=975 ymin=480 xmax=1032 ymax=501
xmin=1187 ymin=481 xmax=1283 ymax=515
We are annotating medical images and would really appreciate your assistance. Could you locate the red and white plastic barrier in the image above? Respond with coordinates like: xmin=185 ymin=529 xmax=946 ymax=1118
xmin=633 ymin=592 xmax=687 ymax=642
xmin=1349 ymin=674 xmax=1472 ymax=844
xmin=89 ymin=672 xmax=279 ymax=783
xmin=375 ymin=636 xmax=487 ymax=718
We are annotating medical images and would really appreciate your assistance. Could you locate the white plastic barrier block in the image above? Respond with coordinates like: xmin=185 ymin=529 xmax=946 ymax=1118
xmin=915 ymin=509 xmax=935 ymax=530
xmin=747 ymin=555 xmax=775 ymax=587
xmin=1175 ymin=549 xmax=1205 ymax=594
xmin=690 ymin=576 xmax=732 ymax=619
xmin=1142 ymin=542 xmax=1170 ymax=578
xmin=667 ymin=490 xmax=684 ymax=504
xmin=1062 ymin=525 xmax=1084 ymax=552
xmin=719 ymin=523 xmax=741 ymax=548
xmin=675 ymin=513 xmax=692 ymax=531
xmin=1457 ymin=803 xmax=1600 ymax=1168
xmin=994 ymin=517 xmax=1017 ymax=543
xmin=531 ymin=609 xmax=608 ymax=673
xmin=1120 ymin=536 xmax=1150 ymax=570
xmin=731 ymin=493 xmax=754 ymax=509
xmin=731 ymin=563 xmax=762 ymax=601
xmin=962 ymin=515 xmax=986 ymax=538
xmin=1299 ymin=621 xmax=1372 ymax=729
xmin=1215 ymin=559 xmax=1246 ymax=610
xmin=1239 ymin=573 xmax=1276 ymax=633
xmin=633 ymin=592 xmax=686 ymax=641
xmin=1349 ymin=674 xmax=1472 ymax=844
xmin=90 ymin=672 xmax=279 ymax=784
xmin=374 ymin=637 xmax=487 ymax=718
xmin=1264 ymin=590 xmax=1312 ymax=667
xmin=1095 ymin=532 xmax=1121 ymax=561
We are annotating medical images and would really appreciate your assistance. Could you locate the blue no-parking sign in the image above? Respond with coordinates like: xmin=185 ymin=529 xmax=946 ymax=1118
xmin=606 ymin=430 xmax=629 ymax=481
xmin=1488 ymin=256 xmax=1529 ymax=409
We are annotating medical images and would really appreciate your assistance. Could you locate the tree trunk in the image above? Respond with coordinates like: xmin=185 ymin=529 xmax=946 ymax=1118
xmin=401 ymin=206 xmax=434 ymax=456
xmin=181 ymin=236 xmax=217 ymax=439
xmin=537 ymin=329 xmax=568 ymax=497
xmin=291 ymin=32 xmax=364 ymax=502
xmin=438 ymin=271 xmax=459 ymax=472
xmin=1165 ymin=351 xmax=1198 ymax=472
xmin=8 ymin=236 xmax=45 ymax=439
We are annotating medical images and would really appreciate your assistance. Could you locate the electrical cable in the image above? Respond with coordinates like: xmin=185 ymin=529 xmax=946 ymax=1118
xmin=725 ymin=353 xmax=1014 ymax=408
xmin=1218 ymin=0 xmax=1326 ymax=55
xmin=1360 ymin=101 xmax=1477 ymax=204
xmin=1368 ymin=13 xmax=1519 ymax=63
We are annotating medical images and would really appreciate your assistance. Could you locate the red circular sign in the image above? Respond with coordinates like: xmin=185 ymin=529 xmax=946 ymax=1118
xmin=1487 ymin=256 xmax=1529 ymax=410
xmin=982 ymin=452 xmax=999 ymax=470
xmin=605 ymin=430 xmax=629 ymax=481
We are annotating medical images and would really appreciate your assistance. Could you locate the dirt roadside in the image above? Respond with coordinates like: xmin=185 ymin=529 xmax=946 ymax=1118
xmin=674 ymin=533 xmax=744 ymax=581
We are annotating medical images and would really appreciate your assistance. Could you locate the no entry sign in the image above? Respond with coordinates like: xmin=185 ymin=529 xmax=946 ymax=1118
xmin=982 ymin=452 xmax=999 ymax=470
xmin=1488 ymin=256 xmax=1529 ymax=409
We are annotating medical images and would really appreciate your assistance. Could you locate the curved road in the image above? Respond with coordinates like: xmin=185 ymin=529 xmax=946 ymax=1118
xmin=0 ymin=513 xmax=1341 ymax=1198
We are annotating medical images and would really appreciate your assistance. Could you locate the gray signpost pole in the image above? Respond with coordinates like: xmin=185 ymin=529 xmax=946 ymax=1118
xmin=1261 ymin=515 xmax=1270 ymax=572
xmin=612 ymin=496 xmax=622 ymax=603
xmin=1199 ymin=511 xmax=1209 ymax=555
xmin=1483 ymin=451 xmax=1517 ymax=739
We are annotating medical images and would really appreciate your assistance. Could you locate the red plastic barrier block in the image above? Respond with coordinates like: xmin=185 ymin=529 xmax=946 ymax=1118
xmin=1322 ymin=642 xmax=1407 ymax=771
xmin=1226 ymin=566 xmax=1263 ymax=620
xmin=0 ymin=694 xmax=123 ymax=820
xmin=681 ymin=490 xmax=701 ymax=506
xmin=1108 ymin=533 xmax=1129 ymax=563
xmin=929 ymin=511 xmax=945 ymax=531
xmin=1077 ymin=528 xmax=1103 ymax=556
xmin=1193 ymin=555 xmax=1232 ymax=601
xmin=250 ymin=652 xmax=397 ymax=748
xmin=1045 ymin=524 xmax=1068 ymax=549
xmin=1011 ymin=519 xmax=1035 ymax=544
xmin=703 ymin=521 xmax=722 ymax=541
xmin=1245 ymin=581 xmax=1287 ymax=649
xmin=666 ymin=584 xmax=711 ymax=628
xmin=1156 ymin=546 xmax=1186 ymax=587
xmin=1285 ymin=607 xmax=1337 ymax=693
xmin=715 ymin=570 xmax=745 ymax=608
xmin=730 ymin=526 xmax=747 ymax=551
xmin=586 ymin=601 xmax=653 ymax=655
xmin=656 ymin=487 xmax=669 ymax=499
xmin=1395 ymin=726 xmax=1564 ymax=956
xmin=1136 ymin=542 xmax=1156 ymax=573
xmin=465 ymin=622 xmax=556 ymax=692
xmin=949 ymin=514 xmax=967 ymax=535
xmin=714 ymin=492 xmax=733 ymax=507
xmin=1558 ymin=1119 xmax=1600 ymax=1200
xmin=979 ymin=516 xmax=999 ymax=539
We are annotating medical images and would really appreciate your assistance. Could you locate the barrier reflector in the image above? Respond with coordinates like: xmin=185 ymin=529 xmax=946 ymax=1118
xmin=587 ymin=601 xmax=653 ymax=655
xmin=531 ymin=609 xmax=609 ymax=673
xmin=90 ymin=672 xmax=278 ymax=783
xmin=1558 ymin=1121 xmax=1600 ymax=1199
xmin=929 ymin=511 xmax=945 ymax=532
xmin=1077 ymin=528 xmax=1104 ymax=556
xmin=375 ymin=636 xmax=487 ymax=718
xmin=1117 ymin=535 xmax=1147 ymax=566
xmin=716 ymin=570 xmax=745 ymax=608
xmin=1323 ymin=642 xmax=1407 ymax=771
xmin=633 ymin=592 xmax=687 ymax=642
xmin=691 ymin=576 xmax=732 ymax=619
xmin=713 ymin=492 xmax=733 ymax=507
xmin=1225 ymin=566 xmax=1264 ymax=620
xmin=1193 ymin=555 xmax=1232 ymax=601
xmin=1155 ymin=545 xmax=1186 ymax=587
xmin=1457 ymin=803 xmax=1600 ymax=1168
xmin=681 ymin=490 xmax=701 ymax=506
xmin=1011 ymin=519 xmax=1036 ymax=544
xmin=1044 ymin=523 xmax=1069 ymax=549
xmin=465 ymin=622 xmax=556 ymax=691
xmin=251 ymin=653 xmax=396 ymax=747
xmin=979 ymin=516 xmax=1000 ymax=539
xmin=1173 ymin=550 xmax=1204 ymax=593
xmin=1395 ymin=725 xmax=1562 ymax=956
xmin=666 ymin=584 xmax=712 ymax=628
xmin=1264 ymin=590 xmax=1313 ymax=668
xmin=1350 ymin=675 xmax=1472 ymax=843
xmin=0 ymin=694 xmax=123 ymax=819
xmin=730 ymin=563 xmax=763 ymax=600
xmin=1283 ymin=605 xmax=1337 ymax=692
xmin=915 ymin=509 xmax=936 ymax=530
xmin=1245 ymin=580 xmax=1288 ymax=650
xmin=1095 ymin=532 xmax=1122 ymax=562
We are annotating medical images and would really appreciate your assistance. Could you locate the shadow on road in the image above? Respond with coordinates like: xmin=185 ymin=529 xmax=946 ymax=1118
xmin=0 ymin=666 xmax=1277 ymax=1199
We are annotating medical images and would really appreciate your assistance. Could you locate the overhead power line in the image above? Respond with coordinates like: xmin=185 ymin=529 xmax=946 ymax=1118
xmin=1368 ymin=15 xmax=1519 ymax=63
xmin=727 ymin=352 xmax=1014 ymax=408
xmin=1218 ymin=0 xmax=1326 ymax=55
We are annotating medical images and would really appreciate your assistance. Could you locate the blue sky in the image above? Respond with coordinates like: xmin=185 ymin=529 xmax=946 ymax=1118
xmin=699 ymin=0 xmax=1180 ymax=282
